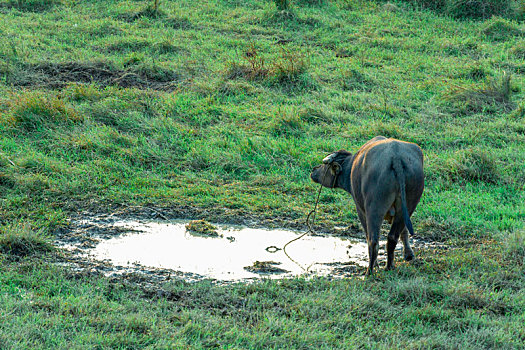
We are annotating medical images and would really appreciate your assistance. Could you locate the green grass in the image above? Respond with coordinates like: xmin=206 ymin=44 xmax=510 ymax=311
xmin=0 ymin=0 xmax=524 ymax=348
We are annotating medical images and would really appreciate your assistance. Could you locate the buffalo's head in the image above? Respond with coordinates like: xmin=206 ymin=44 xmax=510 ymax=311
xmin=310 ymin=150 xmax=352 ymax=188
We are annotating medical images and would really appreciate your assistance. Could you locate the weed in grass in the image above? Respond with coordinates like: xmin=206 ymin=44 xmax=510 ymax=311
xmin=0 ymin=224 xmax=53 ymax=257
xmin=225 ymin=44 xmax=269 ymax=81
xmin=335 ymin=47 xmax=356 ymax=58
xmin=366 ymin=120 xmax=405 ymax=139
xmin=443 ymin=73 xmax=514 ymax=115
xmin=131 ymin=61 xmax=181 ymax=83
xmin=444 ymin=148 xmax=500 ymax=184
xmin=480 ymin=16 xmax=523 ymax=41
xmin=271 ymin=47 xmax=309 ymax=85
xmin=4 ymin=91 xmax=82 ymax=132
xmin=509 ymin=103 xmax=525 ymax=119
xmin=440 ymin=38 xmax=480 ymax=57
xmin=445 ymin=283 xmax=491 ymax=310
xmin=225 ymin=44 xmax=310 ymax=88
xmin=152 ymin=0 xmax=161 ymax=14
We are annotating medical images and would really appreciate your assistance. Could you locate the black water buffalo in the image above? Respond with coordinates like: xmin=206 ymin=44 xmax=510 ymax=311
xmin=311 ymin=136 xmax=424 ymax=275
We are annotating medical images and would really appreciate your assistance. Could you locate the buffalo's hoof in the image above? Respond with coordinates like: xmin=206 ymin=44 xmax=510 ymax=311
xmin=404 ymin=253 xmax=415 ymax=261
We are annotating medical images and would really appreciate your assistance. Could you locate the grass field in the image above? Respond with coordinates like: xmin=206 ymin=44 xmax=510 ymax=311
xmin=0 ymin=0 xmax=524 ymax=348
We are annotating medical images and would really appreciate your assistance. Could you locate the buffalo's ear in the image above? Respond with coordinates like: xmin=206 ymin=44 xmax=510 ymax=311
xmin=330 ymin=162 xmax=342 ymax=175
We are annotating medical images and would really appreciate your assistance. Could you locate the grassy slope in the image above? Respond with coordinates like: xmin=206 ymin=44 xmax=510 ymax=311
xmin=0 ymin=0 xmax=524 ymax=348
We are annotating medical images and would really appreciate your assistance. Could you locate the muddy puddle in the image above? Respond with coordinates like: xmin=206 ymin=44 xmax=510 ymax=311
xmin=60 ymin=217 xmax=447 ymax=283
xmin=60 ymin=219 xmax=374 ymax=282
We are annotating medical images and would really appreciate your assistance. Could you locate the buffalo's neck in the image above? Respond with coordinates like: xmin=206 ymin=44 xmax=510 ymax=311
xmin=337 ymin=156 xmax=353 ymax=195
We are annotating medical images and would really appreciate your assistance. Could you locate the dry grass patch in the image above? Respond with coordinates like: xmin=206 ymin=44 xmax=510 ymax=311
xmin=3 ymin=91 xmax=83 ymax=131
xmin=443 ymin=73 xmax=515 ymax=115
xmin=444 ymin=148 xmax=500 ymax=184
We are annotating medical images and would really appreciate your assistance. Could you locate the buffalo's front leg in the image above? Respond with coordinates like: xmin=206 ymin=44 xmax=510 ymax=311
xmin=365 ymin=213 xmax=382 ymax=276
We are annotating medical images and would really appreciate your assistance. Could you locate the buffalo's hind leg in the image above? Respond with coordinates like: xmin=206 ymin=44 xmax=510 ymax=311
xmin=400 ymin=228 xmax=414 ymax=261
xmin=386 ymin=218 xmax=405 ymax=271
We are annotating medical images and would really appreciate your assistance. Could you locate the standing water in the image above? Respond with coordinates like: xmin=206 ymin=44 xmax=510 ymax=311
xmin=82 ymin=220 xmax=370 ymax=281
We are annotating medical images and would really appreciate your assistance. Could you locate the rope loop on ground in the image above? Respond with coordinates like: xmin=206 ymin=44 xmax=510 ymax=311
xmin=265 ymin=165 xmax=336 ymax=262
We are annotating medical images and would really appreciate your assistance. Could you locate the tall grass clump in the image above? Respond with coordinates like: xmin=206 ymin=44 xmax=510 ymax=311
xmin=443 ymin=73 xmax=514 ymax=115
xmin=444 ymin=148 xmax=500 ymax=183
xmin=3 ymin=91 xmax=83 ymax=131
xmin=0 ymin=224 xmax=53 ymax=257
xmin=480 ymin=16 xmax=523 ymax=41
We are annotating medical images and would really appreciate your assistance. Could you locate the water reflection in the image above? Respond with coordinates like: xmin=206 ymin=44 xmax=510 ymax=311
xmin=87 ymin=220 xmax=369 ymax=281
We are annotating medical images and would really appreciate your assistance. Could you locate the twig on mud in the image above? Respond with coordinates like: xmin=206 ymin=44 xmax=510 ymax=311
xmin=111 ymin=72 xmax=141 ymax=84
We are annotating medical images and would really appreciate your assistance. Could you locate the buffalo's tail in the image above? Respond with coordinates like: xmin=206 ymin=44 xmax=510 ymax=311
xmin=393 ymin=158 xmax=414 ymax=236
